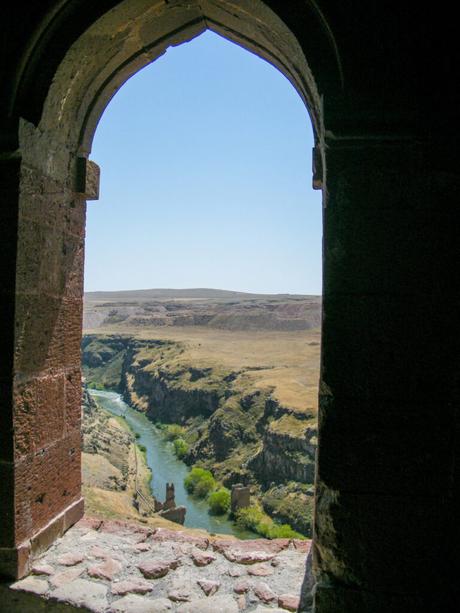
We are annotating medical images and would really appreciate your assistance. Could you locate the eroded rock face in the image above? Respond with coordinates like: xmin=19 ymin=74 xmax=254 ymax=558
xmin=248 ymin=415 xmax=316 ymax=486
xmin=81 ymin=388 xmax=133 ymax=491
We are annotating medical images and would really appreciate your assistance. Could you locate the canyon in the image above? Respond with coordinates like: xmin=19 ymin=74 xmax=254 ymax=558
xmin=81 ymin=289 xmax=320 ymax=537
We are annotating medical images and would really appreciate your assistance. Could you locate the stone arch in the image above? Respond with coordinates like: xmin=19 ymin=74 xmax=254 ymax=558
xmin=4 ymin=0 xmax=339 ymax=589
xmin=2 ymin=2 xmax=459 ymax=612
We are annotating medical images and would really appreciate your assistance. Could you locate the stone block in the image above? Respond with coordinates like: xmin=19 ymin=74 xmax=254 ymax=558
xmin=111 ymin=595 xmax=172 ymax=612
xmin=14 ymin=293 xmax=82 ymax=373
xmin=177 ymin=595 xmax=238 ymax=613
xmin=11 ymin=576 xmax=49 ymax=596
xmin=314 ymin=583 xmax=444 ymax=613
xmin=320 ymin=292 xmax=454 ymax=405
xmin=314 ymin=484 xmax=454 ymax=594
xmin=63 ymin=497 xmax=84 ymax=532
xmin=50 ymin=578 xmax=108 ymax=612
xmin=317 ymin=395 xmax=455 ymax=495
xmin=15 ymin=430 xmax=82 ymax=544
xmin=13 ymin=373 xmax=66 ymax=455
xmin=19 ymin=165 xmax=86 ymax=238
xmin=0 ymin=461 xmax=15 ymax=548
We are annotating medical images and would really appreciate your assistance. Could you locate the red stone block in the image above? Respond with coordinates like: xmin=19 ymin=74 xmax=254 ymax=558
xmin=14 ymin=429 xmax=82 ymax=543
xmin=14 ymin=373 xmax=66 ymax=456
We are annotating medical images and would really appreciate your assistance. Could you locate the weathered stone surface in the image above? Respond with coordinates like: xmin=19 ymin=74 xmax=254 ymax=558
xmin=90 ymin=545 xmax=110 ymax=558
xmin=223 ymin=549 xmax=276 ymax=564
xmin=111 ymin=594 xmax=172 ymax=612
xmin=254 ymin=582 xmax=277 ymax=603
xmin=190 ymin=550 xmax=216 ymax=566
xmin=11 ymin=576 xmax=49 ymax=596
xmin=278 ymin=593 xmax=300 ymax=611
xmin=291 ymin=540 xmax=311 ymax=553
xmin=5 ymin=517 xmax=307 ymax=610
xmin=57 ymin=551 xmax=84 ymax=566
xmin=233 ymin=579 xmax=251 ymax=594
xmin=31 ymin=562 xmax=54 ymax=575
xmin=214 ymin=540 xmax=289 ymax=555
xmin=236 ymin=594 xmax=246 ymax=610
xmin=76 ymin=517 xmax=103 ymax=531
xmin=111 ymin=579 xmax=153 ymax=596
xmin=88 ymin=557 xmax=123 ymax=580
xmin=138 ymin=560 xmax=174 ymax=579
xmin=253 ymin=605 xmax=288 ymax=613
xmin=152 ymin=529 xmax=209 ymax=551
xmin=50 ymin=566 xmax=84 ymax=588
xmin=168 ymin=587 xmax=192 ymax=602
xmin=197 ymin=579 xmax=220 ymax=596
xmin=51 ymin=578 xmax=108 ymax=612
xmin=214 ymin=540 xmax=289 ymax=565
xmin=247 ymin=563 xmax=274 ymax=576
xmin=177 ymin=594 xmax=239 ymax=613
xmin=133 ymin=543 xmax=150 ymax=552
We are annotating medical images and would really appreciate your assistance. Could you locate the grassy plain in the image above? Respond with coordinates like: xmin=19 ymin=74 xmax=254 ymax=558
xmin=84 ymin=324 xmax=321 ymax=415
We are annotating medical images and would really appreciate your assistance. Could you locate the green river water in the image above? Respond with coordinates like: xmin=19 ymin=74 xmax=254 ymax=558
xmin=88 ymin=389 xmax=255 ymax=539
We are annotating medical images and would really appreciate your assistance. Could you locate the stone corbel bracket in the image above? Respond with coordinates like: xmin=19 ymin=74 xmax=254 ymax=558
xmin=76 ymin=157 xmax=100 ymax=200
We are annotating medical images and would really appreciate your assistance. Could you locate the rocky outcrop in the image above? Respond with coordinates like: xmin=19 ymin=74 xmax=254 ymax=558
xmin=248 ymin=425 xmax=316 ymax=485
xmin=82 ymin=335 xmax=131 ymax=390
xmin=123 ymin=354 xmax=223 ymax=424
xmin=81 ymin=387 xmax=134 ymax=490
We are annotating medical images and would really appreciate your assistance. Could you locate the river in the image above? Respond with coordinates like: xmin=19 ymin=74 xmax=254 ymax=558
xmin=88 ymin=389 xmax=255 ymax=539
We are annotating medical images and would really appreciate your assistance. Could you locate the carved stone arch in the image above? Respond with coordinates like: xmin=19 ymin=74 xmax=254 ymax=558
xmin=3 ymin=0 xmax=338 ymax=588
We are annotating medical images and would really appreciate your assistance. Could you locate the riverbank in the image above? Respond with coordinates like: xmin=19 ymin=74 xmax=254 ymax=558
xmin=82 ymin=387 xmax=156 ymax=521
xmin=88 ymin=389 xmax=256 ymax=539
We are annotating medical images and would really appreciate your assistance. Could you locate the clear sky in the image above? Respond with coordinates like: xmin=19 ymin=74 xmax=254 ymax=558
xmin=86 ymin=30 xmax=322 ymax=295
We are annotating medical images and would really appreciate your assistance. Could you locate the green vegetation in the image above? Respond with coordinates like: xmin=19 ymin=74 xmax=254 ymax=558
xmin=235 ymin=504 xmax=305 ymax=540
xmin=173 ymin=438 xmax=189 ymax=459
xmin=262 ymin=483 xmax=314 ymax=536
xmin=164 ymin=424 xmax=185 ymax=441
xmin=208 ymin=487 xmax=231 ymax=515
xmin=184 ymin=467 xmax=216 ymax=499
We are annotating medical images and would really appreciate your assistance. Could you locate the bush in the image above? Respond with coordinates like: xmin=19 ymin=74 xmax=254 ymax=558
xmin=164 ymin=424 xmax=185 ymax=441
xmin=135 ymin=432 xmax=140 ymax=439
xmin=235 ymin=505 xmax=305 ymax=540
xmin=173 ymin=438 xmax=188 ymax=459
xmin=137 ymin=444 xmax=147 ymax=455
xmin=235 ymin=506 xmax=265 ymax=531
xmin=208 ymin=487 xmax=231 ymax=515
xmin=184 ymin=467 xmax=216 ymax=498
xmin=194 ymin=474 xmax=216 ymax=498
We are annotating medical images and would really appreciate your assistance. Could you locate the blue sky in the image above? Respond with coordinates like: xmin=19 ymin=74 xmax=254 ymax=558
xmin=86 ymin=30 xmax=322 ymax=295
